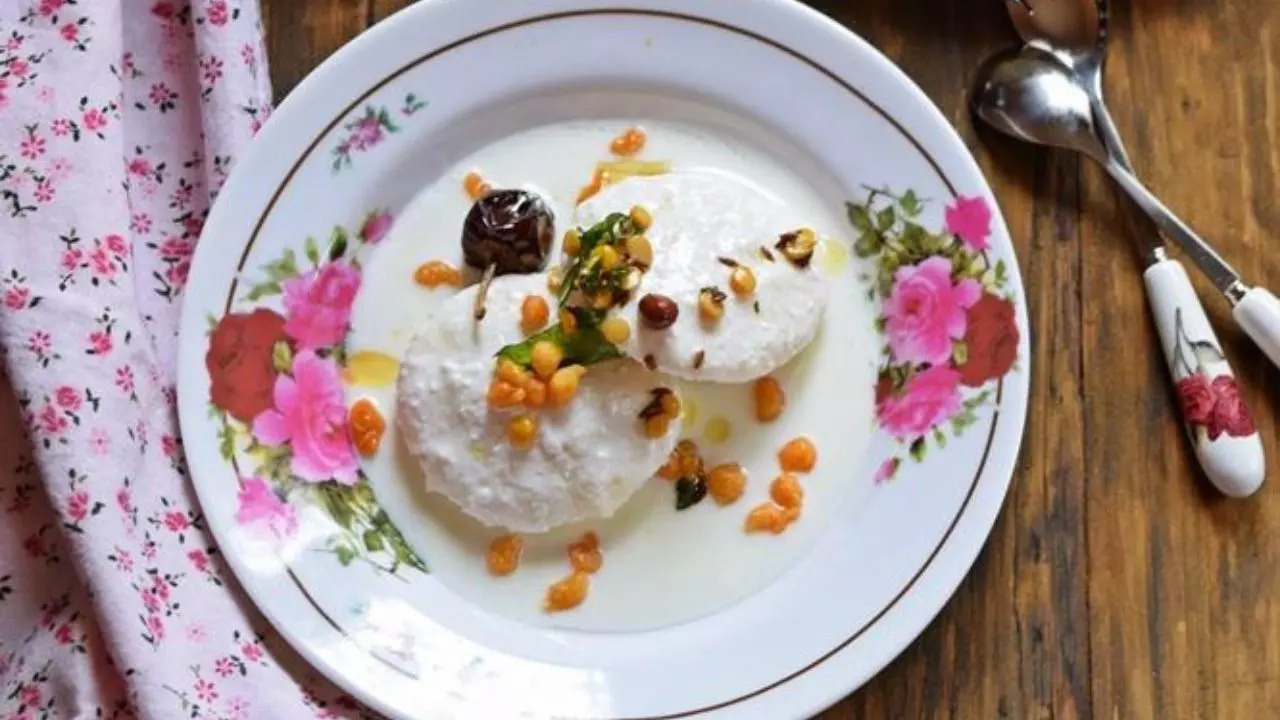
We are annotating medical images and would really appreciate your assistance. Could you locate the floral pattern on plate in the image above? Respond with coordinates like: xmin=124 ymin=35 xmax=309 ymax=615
xmin=850 ymin=189 xmax=1019 ymax=483
xmin=331 ymin=93 xmax=427 ymax=173
xmin=204 ymin=210 xmax=425 ymax=575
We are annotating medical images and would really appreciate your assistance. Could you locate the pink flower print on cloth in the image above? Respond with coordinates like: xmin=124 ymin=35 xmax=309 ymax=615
xmin=252 ymin=350 xmax=359 ymax=484
xmin=0 ymin=2 xmax=390 ymax=717
xmin=884 ymin=256 xmax=982 ymax=366
xmin=281 ymin=260 xmax=361 ymax=350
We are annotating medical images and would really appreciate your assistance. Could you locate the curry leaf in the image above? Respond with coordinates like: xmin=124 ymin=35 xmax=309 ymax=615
xmin=557 ymin=212 xmax=628 ymax=306
xmin=495 ymin=319 xmax=624 ymax=369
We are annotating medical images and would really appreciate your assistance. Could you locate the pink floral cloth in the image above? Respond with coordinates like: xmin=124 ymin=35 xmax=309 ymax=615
xmin=0 ymin=2 xmax=376 ymax=717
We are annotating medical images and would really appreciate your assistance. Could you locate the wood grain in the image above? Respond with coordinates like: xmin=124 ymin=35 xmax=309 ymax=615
xmin=259 ymin=1 xmax=1280 ymax=717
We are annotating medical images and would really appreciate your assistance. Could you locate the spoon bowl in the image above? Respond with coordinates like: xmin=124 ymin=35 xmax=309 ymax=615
xmin=971 ymin=46 xmax=1108 ymax=161
xmin=1007 ymin=0 xmax=1102 ymax=58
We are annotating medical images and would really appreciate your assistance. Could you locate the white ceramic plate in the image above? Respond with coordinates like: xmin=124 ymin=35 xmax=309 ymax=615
xmin=177 ymin=1 xmax=1030 ymax=718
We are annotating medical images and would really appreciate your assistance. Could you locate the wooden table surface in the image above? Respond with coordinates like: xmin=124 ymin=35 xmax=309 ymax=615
xmin=261 ymin=1 xmax=1280 ymax=717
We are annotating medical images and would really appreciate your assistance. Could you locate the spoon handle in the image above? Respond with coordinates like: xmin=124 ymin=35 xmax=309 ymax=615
xmin=1234 ymin=288 xmax=1280 ymax=368
xmin=1088 ymin=95 xmax=1265 ymax=493
xmin=1102 ymin=161 xmax=1242 ymax=295
xmin=1144 ymin=260 xmax=1265 ymax=497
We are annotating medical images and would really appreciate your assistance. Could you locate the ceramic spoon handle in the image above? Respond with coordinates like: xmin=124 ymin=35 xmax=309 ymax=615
xmin=1233 ymin=287 xmax=1280 ymax=369
xmin=1144 ymin=259 xmax=1265 ymax=497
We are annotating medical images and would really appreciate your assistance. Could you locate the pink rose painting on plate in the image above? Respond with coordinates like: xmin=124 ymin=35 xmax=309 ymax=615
xmin=252 ymin=350 xmax=359 ymax=484
xmin=280 ymin=261 xmax=361 ymax=350
xmin=876 ymin=364 xmax=965 ymax=442
xmin=884 ymin=256 xmax=982 ymax=366
xmin=234 ymin=477 xmax=298 ymax=541
xmin=206 ymin=211 xmax=425 ymax=575
xmin=851 ymin=188 xmax=1019 ymax=483
xmin=944 ymin=194 xmax=992 ymax=252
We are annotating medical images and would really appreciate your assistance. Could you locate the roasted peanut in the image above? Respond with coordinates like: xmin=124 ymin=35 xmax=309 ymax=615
xmin=638 ymin=293 xmax=679 ymax=329
xmin=496 ymin=359 xmax=528 ymax=386
xmin=562 ymin=228 xmax=582 ymax=257
xmin=629 ymin=204 xmax=653 ymax=231
xmin=414 ymin=260 xmax=463 ymax=288
xmin=548 ymin=365 xmax=587 ymax=407
xmin=770 ymin=473 xmax=804 ymax=509
xmin=609 ymin=126 xmax=646 ymax=157
xmin=744 ymin=502 xmax=800 ymax=534
xmin=600 ymin=315 xmax=631 ymax=345
xmin=521 ymin=295 xmax=550 ymax=334
xmin=348 ymin=398 xmax=386 ymax=457
xmin=544 ymin=571 xmax=590 ymax=612
xmin=485 ymin=534 xmax=523 ymax=576
xmin=753 ymin=376 xmax=786 ymax=422
xmin=463 ymin=171 xmax=492 ymax=200
xmin=486 ymin=379 xmax=526 ymax=408
xmin=625 ymin=233 xmax=653 ymax=267
xmin=706 ymin=463 xmax=747 ymax=505
xmin=778 ymin=437 xmax=817 ymax=473
xmin=698 ymin=287 xmax=727 ymax=323
xmin=567 ymin=531 xmax=602 ymax=574
xmin=507 ymin=415 xmax=537 ymax=449
xmin=530 ymin=340 xmax=563 ymax=380
xmin=729 ymin=266 xmax=757 ymax=297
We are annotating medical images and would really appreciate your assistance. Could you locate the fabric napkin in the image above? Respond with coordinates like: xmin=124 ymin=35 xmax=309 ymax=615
xmin=0 ymin=2 xmax=376 ymax=717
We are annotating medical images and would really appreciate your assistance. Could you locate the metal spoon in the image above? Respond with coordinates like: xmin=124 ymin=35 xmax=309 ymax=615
xmin=972 ymin=47 xmax=1273 ymax=497
xmin=1005 ymin=2 xmax=1280 ymax=360
xmin=1001 ymin=1 xmax=1270 ymax=497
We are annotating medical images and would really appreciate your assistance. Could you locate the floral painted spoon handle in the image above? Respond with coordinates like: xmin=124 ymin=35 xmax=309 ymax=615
xmin=1090 ymin=91 xmax=1266 ymax=497
xmin=1144 ymin=261 xmax=1264 ymax=497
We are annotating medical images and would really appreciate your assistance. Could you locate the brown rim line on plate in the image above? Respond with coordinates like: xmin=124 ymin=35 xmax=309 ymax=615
xmin=213 ymin=9 xmax=1000 ymax=719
